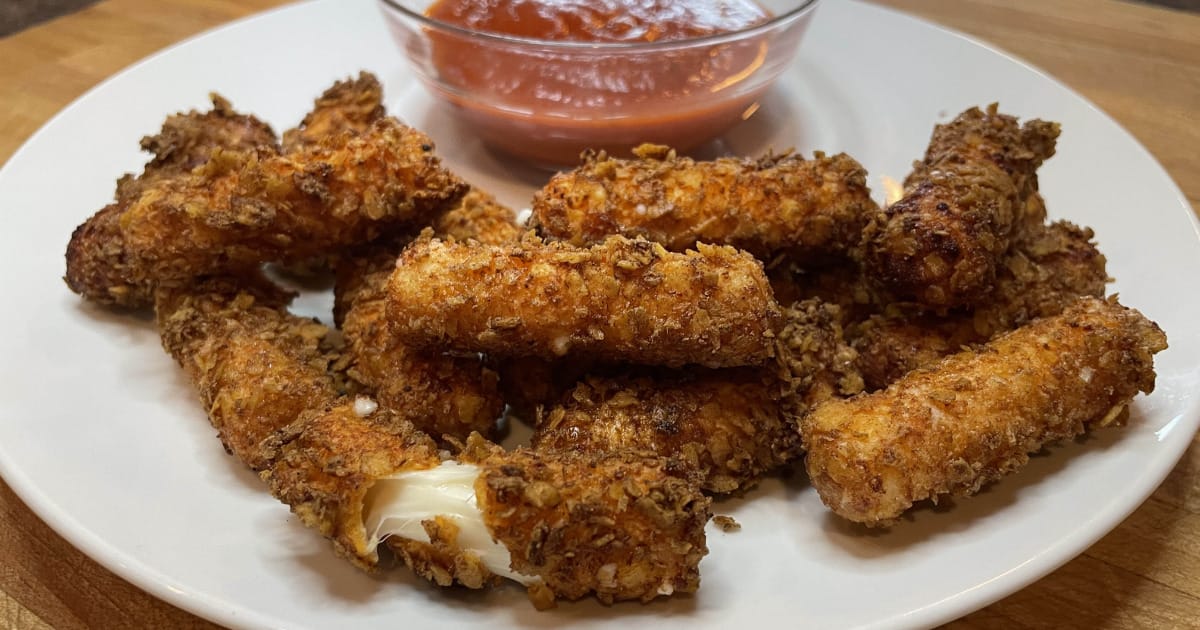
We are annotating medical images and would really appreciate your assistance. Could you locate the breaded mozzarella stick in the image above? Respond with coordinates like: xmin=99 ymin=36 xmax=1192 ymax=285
xmin=263 ymin=407 xmax=711 ymax=608
xmin=386 ymin=235 xmax=780 ymax=368
xmin=119 ymin=118 xmax=465 ymax=286
xmin=802 ymin=297 xmax=1166 ymax=526
xmin=531 ymin=144 xmax=877 ymax=264
xmin=155 ymin=277 xmax=341 ymax=469
xmin=863 ymin=104 xmax=1060 ymax=308
xmin=532 ymin=369 xmax=798 ymax=494
xmin=65 ymin=95 xmax=278 ymax=308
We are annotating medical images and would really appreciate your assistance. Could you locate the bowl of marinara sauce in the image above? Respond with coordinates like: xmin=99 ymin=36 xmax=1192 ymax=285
xmin=378 ymin=0 xmax=820 ymax=166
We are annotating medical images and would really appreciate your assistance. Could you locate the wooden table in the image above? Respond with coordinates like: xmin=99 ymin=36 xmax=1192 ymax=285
xmin=1 ymin=1 xmax=1197 ymax=627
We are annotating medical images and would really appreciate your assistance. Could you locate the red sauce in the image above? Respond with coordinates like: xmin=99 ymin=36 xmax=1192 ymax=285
xmin=421 ymin=0 xmax=774 ymax=165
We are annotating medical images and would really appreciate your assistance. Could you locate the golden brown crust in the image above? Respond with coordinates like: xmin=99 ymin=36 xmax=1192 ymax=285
xmin=282 ymin=72 xmax=386 ymax=153
xmin=386 ymin=517 xmax=497 ymax=590
xmin=851 ymin=220 xmax=1108 ymax=389
xmin=259 ymin=403 xmax=442 ymax=569
xmin=532 ymin=368 xmax=798 ymax=494
xmin=118 ymin=118 xmax=465 ymax=285
xmin=386 ymin=234 xmax=780 ymax=368
xmin=154 ymin=278 xmax=341 ymax=469
xmin=801 ymin=296 xmax=1167 ymax=526
xmin=531 ymin=144 xmax=878 ymax=264
xmin=432 ymin=188 xmax=525 ymax=246
xmin=863 ymin=104 xmax=1060 ymax=308
xmin=461 ymin=437 xmax=710 ymax=604
xmin=336 ymin=241 xmax=504 ymax=442
xmin=774 ymin=298 xmax=865 ymax=411
xmin=65 ymin=95 xmax=278 ymax=307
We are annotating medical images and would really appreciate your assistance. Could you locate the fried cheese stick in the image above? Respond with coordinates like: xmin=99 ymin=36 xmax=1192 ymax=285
xmin=155 ymin=277 xmax=341 ymax=469
xmin=863 ymin=104 xmax=1060 ymax=308
xmin=532 ymin=369 xmax=799 ymax=494
xmin=65 ymin=95 xmax=278 ymax=307
xmin=851 ymin=220 xmax=1108 ymax=389
xmin=335 ymin=241 xmax=504 ymax=442
xmin=802 ymin=296 xmax=1166 ymax=526
xmin=119 ymin=118 xmax=465 ymax=286
xmin=530 ymin=299 xmax=861 ymax=494
xmin=282 ymin=71 xmax=385 ymax=153
xmin=530 ymin=144 xmax=878 ymax=264
xmin=264 ymin=412 xmax=711 ymax=607
xmin=386 ymin=234 xmax=780 ymax=368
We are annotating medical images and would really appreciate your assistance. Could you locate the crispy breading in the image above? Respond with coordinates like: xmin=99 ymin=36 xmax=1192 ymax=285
xmin=118 ymin=118 xmax=465 ymax=286
xmin=768 ymin=257 xmax=880 ymax=326
xmin=532 ymin=368 xmax=798 ymax=494
xmin=775 ymin=298 xmax=864 ymax=411
xmin=432 ymin=188 xmax=525 ymax=246
xmin=65 ymin=95 xmax=278 ymax=307
xmin=851 ymin=220 xmax=1108 ymax=389
xmin=862 ymin=104 xmax=1060 ymax=308
xmin=528 ymin=299 xmax=860 ymax=494
xmin=282 ymin=71 xmax=386 ymax=153
xmin=335 ymin=241 xmax=504 ymax=442
xmin=386 ymin=234 xmax=780 ymax=368
xmin=801 ymin=296 xmax=1166 ymax=527
xmin=530 ymin=144 xmax=878 ymax=264
xmin=264 ymin=414 xmax=711 ymax=606
xmin=154 ymin=278 xmax=342 ymax=469
xmin=259 ymin=403 xmax=442 ymax=569
xmin=460 ymin=436 xmax=710 ymax=605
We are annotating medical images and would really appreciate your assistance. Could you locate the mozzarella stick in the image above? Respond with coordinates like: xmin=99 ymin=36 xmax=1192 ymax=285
xmin=386 ymin=234 xmax=780 ymax=368
xmin=155 ymin=277 xmax=342 ymax=469
xmin=335 ymin=241 xmax=504 ymax=442
xmin=530 ymin=144 xmax=877 ymax=264
xmin=802 ymin=297 xmax=1166 ymax=526
xmin=119 ymin=117 xmax=465 ymax=286
xmin=263 ymin=407 xmax=711 ymax=608
xmin=863 ymin=104 xmax=1060 ymax=308
xmin=65 ymin=95 xmax=279 ymax=308
xmin=532 ymin=369 xmax=798 ymax=494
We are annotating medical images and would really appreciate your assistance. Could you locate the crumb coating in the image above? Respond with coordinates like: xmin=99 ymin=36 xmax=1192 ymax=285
xmin=117 ymin=118 xmax=466 ymax=286
xmin=863 ymin=104 xmax=1060 ymax=308
xmin=154 ymin=278 xmax=340 ymax=469
xmin=282 ymin=71 xmax=385 ymax=153
xmin=531 ymin=144 xmax=877 ymax=264
xmin=260 ymin=403 xmax=442 ymax=569
xmin=64 ymin=95 xmax=278 ymax=307
xmin=462 ymin=437 xmax=710 ymax=606
xmin=852 ymin=220 xmax=1108 ymax=389
xmin=802 ymin=297 xmax=1166 ymax=526
xmin=432 ymin=188 xmax=525 ymax=246
xmin=775 ymin=298 xmax=865 ymax=411
xmin=336 ymin=241 xmax=504 ymax=442
xmin=532 ymin=368 xmax=797 ymax=494
xmin=386 ymin=235 xmax=780 ymax=368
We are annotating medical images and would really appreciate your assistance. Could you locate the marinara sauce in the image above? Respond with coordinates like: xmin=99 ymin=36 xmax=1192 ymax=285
xmin=422 ymin=0 xmax=773 ymax=165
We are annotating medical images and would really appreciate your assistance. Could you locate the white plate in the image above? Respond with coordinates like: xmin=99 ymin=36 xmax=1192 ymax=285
xmin=1 ymin=1 xmax=1197 ymax=628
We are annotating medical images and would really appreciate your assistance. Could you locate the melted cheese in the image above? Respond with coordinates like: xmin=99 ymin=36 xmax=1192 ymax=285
xmin=363 ymin=461 xmax=537 ymax=585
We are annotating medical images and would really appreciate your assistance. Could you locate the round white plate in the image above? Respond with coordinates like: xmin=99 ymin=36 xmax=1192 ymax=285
xmin=1 ymin=1 xmax=1197 ymax=628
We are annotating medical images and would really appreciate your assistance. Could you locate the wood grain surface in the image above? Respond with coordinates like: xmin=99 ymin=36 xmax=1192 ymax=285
xmin=1 ymin=0 xmax=1198 ymax=628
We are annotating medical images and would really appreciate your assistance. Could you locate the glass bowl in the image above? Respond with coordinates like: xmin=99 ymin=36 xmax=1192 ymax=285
xmin=378 ymin=0 xmax=821 ymax=166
